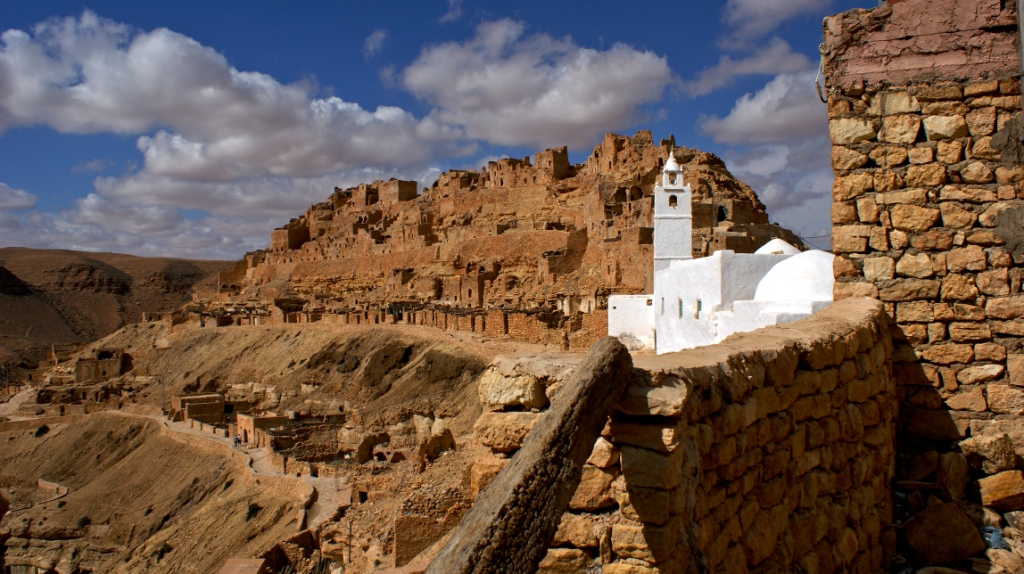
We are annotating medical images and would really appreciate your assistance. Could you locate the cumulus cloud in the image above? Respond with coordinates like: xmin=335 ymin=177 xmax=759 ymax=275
xmin=0 ymin=11 xmax=430 ymax=180
xmin=683 ymin=38 xmax=812 ymax=96
xmin=0 ymin=182 xmax=35 ymax=210
xmin=705 ymin=71 xmax=833 ymax=247
xmin=402 ymin=19 xmax=675 ymax=149
xmin=698 ymin=71 xmax=826 ymax=144
xmin=363 ymin=29 xmax=388 ymax=59
xmin=439 ymin=0 xmax=463 ymax=23
xmin=722 ymin=0 xmax=832 ymax=47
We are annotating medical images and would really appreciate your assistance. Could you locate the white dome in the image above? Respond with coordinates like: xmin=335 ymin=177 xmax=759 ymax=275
xmin=754 ymin=250 xmax=835 ymax=302
xmin=754 ymin=238 xmax=800 ymax=255
xmin=664 ymin=151 xmax=680 ymax=172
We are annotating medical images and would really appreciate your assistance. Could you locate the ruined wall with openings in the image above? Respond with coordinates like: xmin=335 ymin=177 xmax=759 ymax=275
xmin=472 ymin=298 xmax=895 ymax=572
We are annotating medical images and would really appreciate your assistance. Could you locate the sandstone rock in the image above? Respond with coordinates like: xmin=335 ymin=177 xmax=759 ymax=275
xmin=474 ymin=411 xmax=542 ymax=453
xmin=832 ymin=201 xmax=857 ymax=224
xmin=965 ymin=106 xmax=997 ymax=136
xmin=945 ymin=386 xmax=987 ymax=413
xmin=612 ymin=481 xmax=671 ymax=525
xmin=938 ymin=452 xmax=970 ymax=500
xmin=917 ymin=85 xmax=963 ymax=100
xmin=939 ymin=203 xmax=978 ymax=229
xmin=979 ymin=202 xmax=1022 ymax=228
xmin=891 ymin=205 xmax=940 ymax=232
xmin=537 ymin=548 xmax=590 ymax=573
xmin=587 ymin=437 xmax=619 ymax=468
xmin=975 ymin=343 xmax=1007 ymax=363
xmin=869 ymin=145 xmax=908 ymax=167
xmin=903 ymin=502 xmax=986 ymax=564
xmin=923 ymin=100 xmax=968 ymax=115
xmin=1009 ymin=355 xmax=1024 ymax=387
xmin=615 ymin=378 xmax=688 ymax=417
xmin=477 ymin=369 xmax=548 ymax=411
xmin=948 ymin=322 xmax=991 ymax=343
xmin=896 ymin=253 xmax=934 ymax=278
xmin=972 ymin=136 xmax=1003 ymax=160
xmin=470 ymin=453 xmax=510 ymax=498
xmin=611 ymin=520 xmax=678 ymax=564
xmin=965 ymin=80 xmax=999 ymax=97
xmin=1005 ymin=510 xmax=1024 ymax=531
xmin=911 ymin=230 xmax=954 ymax=251
xmin=906 ymin=409 xmax=971 ymax=440
xmin=856 ymin=197 xmax=880 ymax=223
xmin=881 ymin=114 xmax=921 ymax=143
xmin=898 ymin=301 xmax=935 ymax=322
xmin=946 ymin=245 xmax=986 ymax=272
xmin=961 ymin=161 xmax=995 ymax=184
xmin=920 ymin=343 xmax=974 ymax=364
xmin=940 ymin=185 xmax=998 ymax=203
xmin=609 ymin=421 xmax=682 ymax=453
xmin=924 ymin=115 xmax=969 ymax=140
xmin=985 ymin=548 xmax=1024 ymax=574
xmin=977 ymin=269 xmax=1010 ymax=296
xmin=879 ymin=279 xmax=940 ymax=302
xmin=620 ymin=446 xmax=682 ymax=490
xmin=962 ymin=432 xmax=1017 ymax=474
xmin=988 ymin=385 xmax=1024 ymax=416
xmin=979 ymin=471 xmax=1024 ymax=511
xmin=958 ymin=364 xmax=1005 ymax=385
xmin=941 ymin=274 xmax=979 ymax=302
xmin=937 ymin=139 xmax=964 ymax=163
xmin=569 ymin=466 xmax=618 ymax=511
xmin=909 ymin=146 xmax=935 ymax=164
xmin=553 ymin=513 xmax=601 ymax=548
xmin=832 ymin=147 xmax=868 ymax=170
xmin=830 ymin=118 xmax=877 ymax=144
xmin=869 ymin=91 xmax=920 ymax=115
xmin=987 ymin=295 xmax=1024 ymax=320
xmin=906 ymin=164 xmax=947 ymax=187
xmin=832 ymin=173 xmax=874 ymax=201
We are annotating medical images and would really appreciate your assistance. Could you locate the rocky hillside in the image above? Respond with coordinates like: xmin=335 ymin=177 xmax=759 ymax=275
xmin=0 ymin=248 xmax=228 ymax=369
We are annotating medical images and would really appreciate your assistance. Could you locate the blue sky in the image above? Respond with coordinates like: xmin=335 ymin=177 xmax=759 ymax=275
xmin=0 ymin=0 xmax=867 ymax=260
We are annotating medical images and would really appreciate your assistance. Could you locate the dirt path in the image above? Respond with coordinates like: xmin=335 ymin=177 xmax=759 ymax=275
xmin=0 ymin=387 xmax=34 ymax=418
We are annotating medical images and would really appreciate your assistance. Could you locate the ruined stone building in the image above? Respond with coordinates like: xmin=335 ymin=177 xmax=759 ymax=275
xmin=214 ymin=132 xmax=801 ymax=348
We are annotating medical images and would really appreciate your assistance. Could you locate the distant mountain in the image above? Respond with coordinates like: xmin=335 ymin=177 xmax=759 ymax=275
xmin=0 ymin=247 xmax=229 ymax=368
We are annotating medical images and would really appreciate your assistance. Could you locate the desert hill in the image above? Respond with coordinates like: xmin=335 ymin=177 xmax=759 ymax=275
xmin=0 ymin=247 xmax=229 ymax=368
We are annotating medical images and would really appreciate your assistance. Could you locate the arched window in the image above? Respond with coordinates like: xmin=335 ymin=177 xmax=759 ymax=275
xmin=668 ymin=195 xmax=677 ymax=207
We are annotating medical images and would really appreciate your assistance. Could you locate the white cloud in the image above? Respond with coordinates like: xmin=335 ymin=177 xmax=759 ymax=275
xmin=722 ymin=0 xmax=832 ymax=47
xmin=363 ymin=29 xmax=388 ymax=59
xmin=0 ymin=182 xmax=35 ymax=210
xmin=402 ymin=19 xmax=675 ymax=149
xmin=71 ymin=158 xmax=115 ymax=173
xmin=439 ymin=0 xmax=463 ymax=23
xmin=698 ymin=71 xmax=826 ymax=144
xmin=683 ymin=38 xmax=812 ymax=96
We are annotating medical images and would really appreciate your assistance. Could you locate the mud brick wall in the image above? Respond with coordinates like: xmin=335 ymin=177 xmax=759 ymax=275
xmin=472 ymin=298 xmax=894 ymax=573
xmin=825 ymin=0 xmax=1024 ymax=462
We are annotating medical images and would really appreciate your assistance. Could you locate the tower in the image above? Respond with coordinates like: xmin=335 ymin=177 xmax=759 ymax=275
xmin=652 ymin=148 xmax=693 ymax=273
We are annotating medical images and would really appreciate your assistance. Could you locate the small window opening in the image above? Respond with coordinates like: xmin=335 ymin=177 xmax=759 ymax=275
xmin=668 ymin=195 xmax=677 ymax=208
xmin=695 ymin=299 xmax=702 ymax=319
xmin=646 ymin=299 xmax=652 ymax=306
xmin=660 ymin=298 xmax=664 ymax=316
xmin=677 ymin=298 xmax=683 ymax=319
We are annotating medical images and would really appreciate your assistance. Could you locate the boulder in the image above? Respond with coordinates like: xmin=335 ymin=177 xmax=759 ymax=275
xmin=979 ymin=471 xmax=1024 ymax=511
xmin=474 ymin=411 xmax=542 ymax=453
xmin=903 ymin=502 xmax=986 ymax=564
xmin=477 ymin=369 xmax=548 ymax=411
xmin=937 ymin=452 xmax=969 ymax=501
xmin=961 ymin=432 xmax=1018 ymax=474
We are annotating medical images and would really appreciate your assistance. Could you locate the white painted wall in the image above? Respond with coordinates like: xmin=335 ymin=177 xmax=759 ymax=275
xmin=608 ymin=295 xmax=656 ymax=351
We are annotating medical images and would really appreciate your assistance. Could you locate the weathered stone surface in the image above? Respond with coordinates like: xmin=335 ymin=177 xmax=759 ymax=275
xmin=896 ymin=253 xmax=933 ymax=278
xmin=869 ymin=145 xmax=908 ymax=167
xmin=903 ymin=503 xmax=986 ymax=564
xmin=478 ymin=369 xmax=549 ymax=411
xmin=946 ymin=245 xmax=986 ymax=272
xmin=985 ymin=548 xmax=1024 ymax=574
xmin=979 ymin=471 xmax=1024 ymax=511
xmin=972 ymin=136 xmax=1002 ymax=160
xmin=988 ymin=385 xmax=1024 ymax=415
xmin=986 ymin=295 xmax=1024 ymax=319
xmin=586 ymin=437 xmax=619 ymax=468
xmin=620 ymin=446 xmax=683 ymax=490
xmin=831 ymin=225 xmax=871 ymax=252
xmin=863 ymin=257 xmax=895 ymax=281
xmin=552 ymin=513 xmax=601 ymax=548
xmin=977 ymin=268 xmax=1010 ymax=296
xmin=937 ymin=139 xmax=964 ymax=163
xmin=938 ymin=452 xmax=970 ymax=500
xmin=615 ymin=378 xmax=687 ymax=417
xmin=856 ymin=197 xmax=880 ymax=222
xmin=945 ymin=386 xmax=987 ymax=412
xmin=948 ymin=322 xmax=991 ymax=343
xmin=975 ymin=343 xmax=1007 ymax=362
xmin=879 ymin=279 xmax=940 ymax=302
xmin=426 ymin=338 xmax=633 ymax=574
xmin=920 ymin=343 xmax=974 ymax=365
xmin=832 ymin=173 xmax=874 ymax=200
xmin=869 ymin=91 xmax=920 ymax=115
xmin=940 ymin=185 xmax=998 ymax=203
xmin=471 ymin=453 xmax=510 ymax=498
xmin=612 ymin=481 xmax=671 ymax=525
xmin=906 ymin=409 xmax=970 ymax=440
xmin=611 ymin=521 xmax=678 ymax=564
xmin=1009 ymin=354 xmax=1024 ymax=387
xmin=961 ymin=432 xmax=1017 ymax=474
xmin=832 ymin=201 xmax=857 ymax=225
xmin=961 ymin=161 xmax=994 ymax=184
xmin=910 ymin=230 xmax=954 ymax=251
xmin=474 ymin=411 xmax=542 ymax=453
xmin=965 ymin=80 xmax=999 ymax=97
xmin=569 ymin=466 xmax=618 ymax=511
xmin=610 ymin=421 xmax=682 ymax=453
xmin=939 ymin=203 xmax=977 ymax=229
xmin=979 ymin=202 xmax=1023 ymax=227
xmin=906 ymin=164 xmax=947 ymax=187
xmin=834 ymin=282 xmax=878 ymax=300
xmin=908 ymin=146 xmax=934 ymax=164
xmin=923 ymin=115 xmax=969 ymax=140
xmin=831 ymin=147 xmax=868 ymax=170
xmin=830 ymin=118 xmax=877 ymax=144
xmin=965 ymin=106 xmax=997 ymax=136
xmin=537 ymin=548 xmax=590 ymax=573
xmin=881 ymin=114 xmax=921 ymax=143
xmin=940 ymin=274 xmax=979 ymax=302
xmin=890 ymin=204 xmax=940 ymax=232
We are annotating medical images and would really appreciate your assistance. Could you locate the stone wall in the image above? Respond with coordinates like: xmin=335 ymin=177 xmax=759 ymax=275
xmin=472 ymin=297 xmax=895 ymax=572
xmin=824 ymin=0 xmax=1024 ymax=567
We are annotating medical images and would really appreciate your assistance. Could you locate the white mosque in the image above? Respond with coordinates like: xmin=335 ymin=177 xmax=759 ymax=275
xmin=607 ymin=151 xmax=835 ymax=354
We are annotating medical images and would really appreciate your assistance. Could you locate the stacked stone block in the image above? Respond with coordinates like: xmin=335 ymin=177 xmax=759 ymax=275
xmin=472 ymin=298 xmax=894 ymax=573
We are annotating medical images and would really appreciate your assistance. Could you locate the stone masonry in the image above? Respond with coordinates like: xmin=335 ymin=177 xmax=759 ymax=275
xmin=825 ymin=0 xmax=1024 ymax=567
xmin=470 ymin=297 xmax=895 ymax=573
